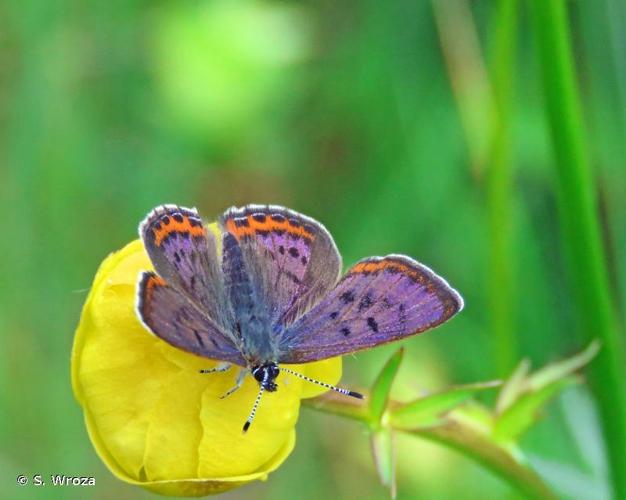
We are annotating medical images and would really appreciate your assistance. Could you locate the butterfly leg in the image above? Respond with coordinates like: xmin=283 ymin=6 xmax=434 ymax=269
xmin=199 ymin=362 xmax=231 ymax=374
xmin=220 ymin=368 xmax=248 ymax=399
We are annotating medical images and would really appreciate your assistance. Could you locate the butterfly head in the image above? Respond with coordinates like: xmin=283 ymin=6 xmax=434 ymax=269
xmin=251 ymin=362 xmax=280 ymax=392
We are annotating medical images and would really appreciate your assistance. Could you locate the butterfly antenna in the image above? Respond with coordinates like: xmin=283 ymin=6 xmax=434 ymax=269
xmin=280 ymin=367 xmax=363 ymax=399
xmin=242 ymin=386 xmax=265 ymax=433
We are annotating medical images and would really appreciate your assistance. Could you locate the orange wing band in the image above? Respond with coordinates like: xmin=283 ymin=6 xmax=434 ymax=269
xmin=152 ymin=216 xmax=206 ymax=246
xmin=351 ymin=259 xmax=430 ymax=286
xmin=225 ymin=214 xmax=314 ymax=240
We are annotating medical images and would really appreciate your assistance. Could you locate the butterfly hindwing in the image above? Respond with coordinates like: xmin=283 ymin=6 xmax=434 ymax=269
xmin=137 ymin=271 xmax=245 ymax=365
xmin=277 ymin=255 xmax=463 ymax=363
xmin=220 ymin=205 xmax=342 ymax=327
xmin=140 ymin=205 xmax=230 ymax=329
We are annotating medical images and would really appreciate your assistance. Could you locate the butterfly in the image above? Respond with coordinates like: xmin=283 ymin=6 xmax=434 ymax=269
xmin=136 ymin=204 xmax=463 ymax=431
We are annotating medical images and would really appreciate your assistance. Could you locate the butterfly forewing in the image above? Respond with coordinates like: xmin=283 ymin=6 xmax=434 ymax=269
xmin=137 ymin=271 xmax=246 ymax=365
xmin=220 ymin=205 xmax=342 ymax=327
xmin=140 ymin=205 xmax=231 ymax=331
xmin=277 ymin=255 xmax=463 ymax=363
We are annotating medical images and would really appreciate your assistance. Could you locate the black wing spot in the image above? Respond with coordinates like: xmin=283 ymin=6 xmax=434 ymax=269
xmin=193 ymin=329 xmax=205 ymax=347
xmin=283 ymin=269 xmax=302 ymax=284
xmin=271 ymin=214 xmax=286 ymax=223
xmin=288 ymin=247 xmax=300 ymax=258
xmin=340 ymin=327 xmax=351 ymax=336
xmin=367 ymin=317 xmax=379 ymax=333
xmin=252 ymin=213 xmax=266 ymax=223
xmin=340 ymin=290 xmax=355 ymax=304
xmin=329 ymin=311 xmax=339 ymax=320
xmin=161 ymin=215 xmax=171 ymax=225
xmin=189 ymin=216 xmax=202 ymax=227
xmin=172 ymin=213 xmax=184 ymax=223
xmin=174 ymin=252 xmax=181 ymax=263
xmin=234 ymin=217 xmax=250 ymax=227
xmin=358 ymin=292 xmax=373 ymax=312
xmin=301 ymin=256 xmax=308 ymax=265
xmin=257 ymin=229 xmax=270 ymax=237
xmin=278 ymin=245 xmax=285 ymax=255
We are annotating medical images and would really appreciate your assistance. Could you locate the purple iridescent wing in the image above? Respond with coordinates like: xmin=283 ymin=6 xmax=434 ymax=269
xmin=139 ymin=205 xmax=230 ymax=330
xmin=277 ymin=255 xmax=463 ymax=363
xmin=136 ymin=272 xmax=246 ymax=365
xmin=219 ymin=205 xmax=342 ymax=327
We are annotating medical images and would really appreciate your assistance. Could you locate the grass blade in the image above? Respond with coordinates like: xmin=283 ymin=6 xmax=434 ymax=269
xmin=529 ymin=0 xmax=626 ymax=496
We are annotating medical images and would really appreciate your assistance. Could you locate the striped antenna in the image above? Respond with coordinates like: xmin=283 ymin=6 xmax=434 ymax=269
xmin=280 ymin=367 xmax=364 ymax=399
xmin=242 ymin=386 xmax=265 ymax=433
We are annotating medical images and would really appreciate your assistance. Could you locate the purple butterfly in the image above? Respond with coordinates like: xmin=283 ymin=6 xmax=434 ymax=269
xmin=136 ymin=204 xmax=463 ymax=431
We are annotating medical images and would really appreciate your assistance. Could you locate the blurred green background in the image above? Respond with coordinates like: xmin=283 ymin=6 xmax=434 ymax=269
xmin=1 ymin=0 xmax=625 ymax=498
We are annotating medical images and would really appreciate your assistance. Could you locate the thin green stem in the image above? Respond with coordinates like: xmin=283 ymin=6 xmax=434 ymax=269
xmin=487 ymin=0 xmax=519 ymax=376
xmin=415 ymin=422 xmax=555 ymax=500
xmin=529 ymin=0 xmax=626 ymax=497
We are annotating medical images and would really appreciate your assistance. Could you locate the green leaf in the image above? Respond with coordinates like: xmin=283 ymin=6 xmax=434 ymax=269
xmin=389 ymin=381 xmax=501 ymax=430
xmin=494 ymin=377 xmax=576 ymax=442
xmin=496 ymin=358 xmax=531 ymax=414
xmin=370 ymin=428 xmax=396 ymax=499
xmin=493 ymin=342 xmax=600 ymax=442
xmin=528 ymin=341 xmax=600 ymax=391
xmin=369 ymin=348 xmax=404 ymax=427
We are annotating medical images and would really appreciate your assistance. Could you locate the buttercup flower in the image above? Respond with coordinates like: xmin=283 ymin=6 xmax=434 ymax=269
xmin=72 ymin=238 xmax=341 ymax=496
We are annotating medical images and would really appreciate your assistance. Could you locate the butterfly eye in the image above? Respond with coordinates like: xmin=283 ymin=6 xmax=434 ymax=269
xmin=252 ymin=366 xmax=265 ymax=383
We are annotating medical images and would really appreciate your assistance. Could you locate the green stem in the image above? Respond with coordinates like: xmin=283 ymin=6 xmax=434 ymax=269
xmin=303 ymin=393 xmax=556 ymax=499
xmin=529 ymin=1 xmax=626 ymax=497
xmin=415 ymin=422 xmax=555 ymax=500
xmin=487 ymin=0 xmax=519 ymax=376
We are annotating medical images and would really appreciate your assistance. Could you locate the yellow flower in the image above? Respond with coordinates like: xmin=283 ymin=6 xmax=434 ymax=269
xmin=72 ymin=239 xmax=341 ymax=496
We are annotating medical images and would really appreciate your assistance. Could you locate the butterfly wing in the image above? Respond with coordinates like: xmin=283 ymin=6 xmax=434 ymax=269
xmin=219 ymin=205 xmax=342 ymax=327
xmin=140 ymin=204 xmax=231 ymax=331
xmin=277 ymin=255 xmax=463 ymax=363
xmin=137 ymin=272 xmax=245 ymax=365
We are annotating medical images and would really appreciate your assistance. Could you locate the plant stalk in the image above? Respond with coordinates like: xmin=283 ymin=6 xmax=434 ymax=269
xmin=487 ymin=0 xmax=519 ymax=376
xmin=528 ymin=0 xmax=626 ymax=497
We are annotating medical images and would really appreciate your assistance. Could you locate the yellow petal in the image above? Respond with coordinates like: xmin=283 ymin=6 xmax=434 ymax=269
xmin=72 ymin=239 xmax=342 ymax=495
